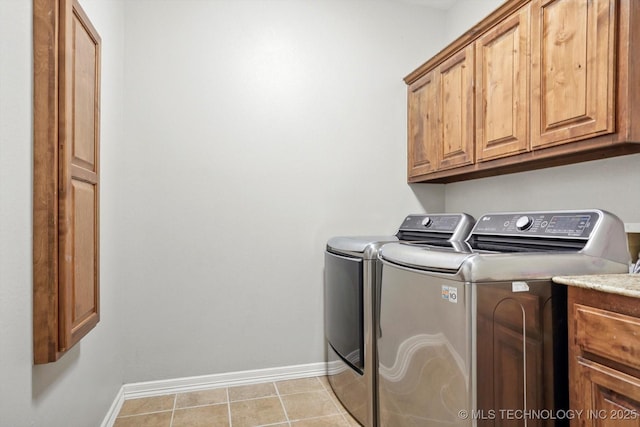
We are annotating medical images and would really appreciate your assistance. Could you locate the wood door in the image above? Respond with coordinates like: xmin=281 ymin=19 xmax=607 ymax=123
xmin=531 ymin=0 xmax=616 ymax=149
xmin=576 ymin=358 xmax=640 ymax=427
xmin=33 ymin=0 xmax=101 ymax=363
xmin=476 ymin=4 xmax=530 ymax=162
xmin=58 ymin=0 xmax=101 ymax=350
xmin=437 ymin=45 xmax=475 ymax=170
xmin=407 ymin=71 xmax=439 ymax=178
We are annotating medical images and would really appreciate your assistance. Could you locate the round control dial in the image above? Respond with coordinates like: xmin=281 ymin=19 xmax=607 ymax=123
xmin=421 ymin=217 xmax=432 ymax=227
xmin=515 ymin=216 xmax=534 ymax=231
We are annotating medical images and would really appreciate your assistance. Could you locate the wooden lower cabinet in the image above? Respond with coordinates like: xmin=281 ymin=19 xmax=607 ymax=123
xmin=569 ymin=287 xmax=640 ymax=427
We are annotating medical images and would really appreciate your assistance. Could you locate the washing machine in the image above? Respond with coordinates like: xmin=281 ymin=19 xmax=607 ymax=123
xmin=377 ymin=209 xmax=631 ymax=427
xmin=325 ymin=213 xmax=475 ymax=427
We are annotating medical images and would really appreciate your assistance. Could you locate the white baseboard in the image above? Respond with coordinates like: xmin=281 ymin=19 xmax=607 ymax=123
xmin=100 ymin=362 xmax=327 ymax=427
xmin=100 ymin=385 xmax=124 ymax=427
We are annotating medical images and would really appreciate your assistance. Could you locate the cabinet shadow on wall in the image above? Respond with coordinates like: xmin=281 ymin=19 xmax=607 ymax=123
xmin=31 ymin=345 xmax=81 ymax=400
xmin=409 ymin=183 xmax=446 ymax=214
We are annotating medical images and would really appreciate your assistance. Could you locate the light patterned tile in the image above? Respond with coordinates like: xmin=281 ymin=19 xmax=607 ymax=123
xmin=276 ymin=377 xmax=324 ymax=395
xmin=114 ymin=377 xmax=354 ymax=427
xmin=229 ymin=382 xmax=277 ymax=401
xmin=113 ymin=411 xmax=172 ymax=427
xmin=317 ymin=376 xmax=331 ymax=390
xmin=291 ymin=414 xmax=350 ymax=426
xmin=175 ymin=388 xmax=227 ymax=408
xmin=281 ymin=390 xmax=340 ymax=421
xmin=117 ymin=395 xmax=175 ymax=417
xmin=230 ymin=396 xmax=287 ymax=427
xmin=172 ymin=404 xmax=230 ymax=427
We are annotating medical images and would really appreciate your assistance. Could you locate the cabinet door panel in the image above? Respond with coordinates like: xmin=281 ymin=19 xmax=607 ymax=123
xmin=476 ymin=4 xmax=530 ymax=162
xmin=438 ymin=45 xmax=475 ymax=170
xmin=577 ymin=359 xmax=640 ymax=427
xmin=58 ymin=0 xmax=101 ymax=351
xmin=70 ymin=180 xmax=98 ymax=332
xmin=575 ymin=304 xmax=640 ymax=372
xmin=408 ymin=71 xmax=438 ymax=178
xmin=531 ymin=0 xmax=615 ymax=149
xmin=72 ymin=15 xmax=98 ymax=172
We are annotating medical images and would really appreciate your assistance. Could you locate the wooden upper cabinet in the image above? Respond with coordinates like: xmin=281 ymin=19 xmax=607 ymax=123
xmin=530 ymin=0 xmax=616 ymax=149
xmin=408 ymin=71 xmax=438 ymax=177
xmin=476 ymin=4 xmax=530 ymax=162
xmin=33 ymin=0 xmax=101 ymax=364
xmin=404 ymin=0 xmax=640 ymax=183
xmin=406 ymin=45 xmax=474 ymax=180
xmin=437 ymin=45 xmax=475 ymax=171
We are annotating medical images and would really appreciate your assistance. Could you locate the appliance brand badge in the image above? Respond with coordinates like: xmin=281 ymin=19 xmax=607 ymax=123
xmin=441 ymin=285 xmax=458 ymax=304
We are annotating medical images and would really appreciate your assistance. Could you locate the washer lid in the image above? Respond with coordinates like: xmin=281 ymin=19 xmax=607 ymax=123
xmin=327 ymin=235 xmax=398 ymax=259
xmin=379 ymin=242 xmax=473 ymax=273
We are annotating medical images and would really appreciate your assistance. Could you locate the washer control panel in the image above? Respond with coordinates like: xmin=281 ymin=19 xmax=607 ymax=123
xmin=400 ymin=214 xmax=463 ymax=232
xmin=473 ymin=211 xmax=600 ymax=238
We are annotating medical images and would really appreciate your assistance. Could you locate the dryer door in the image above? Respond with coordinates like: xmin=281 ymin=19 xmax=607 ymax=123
xmin=324 ymin=251 xmax=364 ymax=373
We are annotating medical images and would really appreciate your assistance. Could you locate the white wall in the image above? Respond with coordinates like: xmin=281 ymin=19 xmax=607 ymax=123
xmin=0 ymin=1 xmax=125 ymax=426
xmin=441 ymin=1 xmax=640 ymax=225
xmin=445 ymin=155 xmax=640 ymax=224
xmin=119 ymin=0 xmax=446 ymax=382
xmin=444 ymin=0 xmax=504 ymax=44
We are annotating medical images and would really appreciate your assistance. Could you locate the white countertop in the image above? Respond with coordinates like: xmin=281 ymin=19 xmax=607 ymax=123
xmin=553 ymin=274 xmax=640 ymax=298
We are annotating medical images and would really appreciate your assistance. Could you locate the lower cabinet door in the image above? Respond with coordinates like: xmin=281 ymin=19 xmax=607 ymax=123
xmin=575 ymin=358 xmax=640 ymax=427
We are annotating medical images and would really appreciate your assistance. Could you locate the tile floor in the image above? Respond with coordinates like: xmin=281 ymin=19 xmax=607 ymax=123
xmin=114 ymin=376 xmax=362 ymax=427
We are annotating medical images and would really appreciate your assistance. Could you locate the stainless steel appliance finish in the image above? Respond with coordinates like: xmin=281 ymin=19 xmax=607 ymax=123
xmin=377 ymin=210 xmax=630 ymax=427
xmin=325 ymin=213 xmax=474 ymax=427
